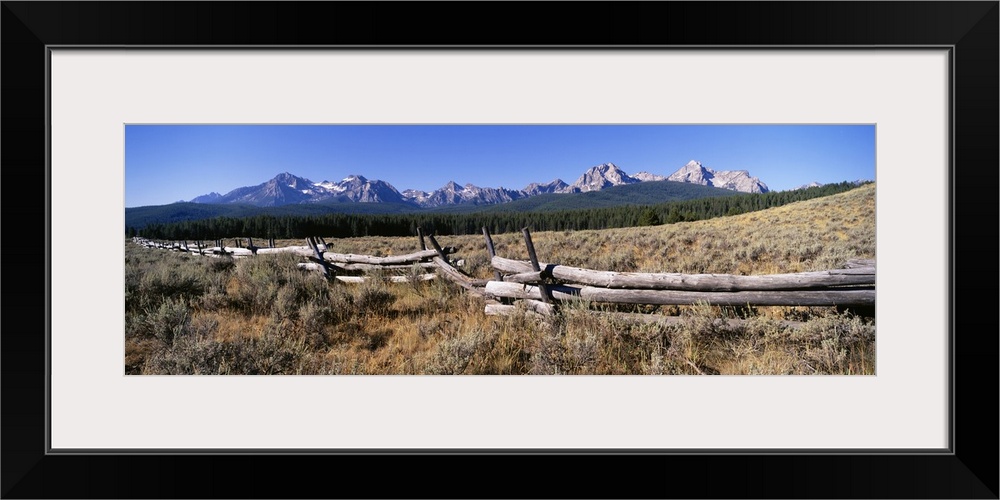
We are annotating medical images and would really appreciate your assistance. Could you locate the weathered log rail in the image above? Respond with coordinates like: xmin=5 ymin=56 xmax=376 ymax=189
xmin=484 ymin=281 xmax=875 ymax=306
xmin=490 ymin=257 xmax=875 ymax=291
xmin=481 ymin=227 xmax=875 ymax=321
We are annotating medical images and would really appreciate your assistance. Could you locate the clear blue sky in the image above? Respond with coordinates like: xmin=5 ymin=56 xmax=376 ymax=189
xmin=125 ymin=125 xmax=875 ymax=207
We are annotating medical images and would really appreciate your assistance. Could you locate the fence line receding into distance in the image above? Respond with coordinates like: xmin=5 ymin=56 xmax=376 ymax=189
xmin=131 ymin=226 xmax=875 ymax=326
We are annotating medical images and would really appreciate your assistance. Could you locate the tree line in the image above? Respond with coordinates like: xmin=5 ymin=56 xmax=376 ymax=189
xmin=130 ymin=182 xmax=868 ymax=240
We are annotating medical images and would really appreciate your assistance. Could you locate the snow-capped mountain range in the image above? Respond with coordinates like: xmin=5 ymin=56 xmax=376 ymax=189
xmin=187 ymin=161 xmax=771 ymax=208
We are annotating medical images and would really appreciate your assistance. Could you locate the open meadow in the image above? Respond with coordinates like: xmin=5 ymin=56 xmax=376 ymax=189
xmin=125 ymin=183 xmax=875 ymax=375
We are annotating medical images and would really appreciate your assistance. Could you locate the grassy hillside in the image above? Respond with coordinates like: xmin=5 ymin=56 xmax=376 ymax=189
xmin=125 ymin=184 xmax=875 ymax=375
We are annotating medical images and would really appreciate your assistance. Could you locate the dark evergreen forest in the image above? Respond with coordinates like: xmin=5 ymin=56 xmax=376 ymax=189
xmin=130 ymin=182 xmax=867 ymax=240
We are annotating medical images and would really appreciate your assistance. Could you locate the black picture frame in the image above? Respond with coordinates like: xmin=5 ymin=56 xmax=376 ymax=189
xmin=3 ymin=2 xmax=997 ymax=498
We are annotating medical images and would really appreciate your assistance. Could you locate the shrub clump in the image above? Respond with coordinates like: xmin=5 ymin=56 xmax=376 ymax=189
xmin=226 ymin=254 xmax=329 ymax=317
xmin=425 ymin=328 xmax=498 ymax=375
xmin=353 ymin=273 xmax=396 ymax=316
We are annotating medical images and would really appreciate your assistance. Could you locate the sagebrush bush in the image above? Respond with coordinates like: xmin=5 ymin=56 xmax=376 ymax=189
xmin=327 ymin=286 xmax=356 ymax=323
xmin=528 ymin=325 xmax=567 ymax=375
xmin=222 ymin=253 xmax=329 ymax=316
xmin=140 ymin=298 xmax=191 ymax=346
xmin=426 ymin=328 xmax=497 ymax=375
xmin=125 ymin=249 xmax=213 ymax=313
xmin=353 ymin=273 xmax=396 ymax=316
xmin=791 ymin=311 xmax=875 ymax=374
xmin=226 ymin=254 xmax=293 ymax=315
xmin=297 ymin=301 xmax=333 ymax=349
xmin=143 ymin=315 xmax=220 ymax=374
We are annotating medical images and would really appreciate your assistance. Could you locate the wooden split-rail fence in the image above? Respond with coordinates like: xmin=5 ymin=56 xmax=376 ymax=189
xmin=476 ymin=227 xmax=875 ymax=323
xmin=132 ymin=226 xmax=875 ymax=324
xmin=130 ymin=231 xmax=467 ymax=285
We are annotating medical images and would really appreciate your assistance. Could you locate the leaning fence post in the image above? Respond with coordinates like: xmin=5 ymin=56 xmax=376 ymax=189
xmin=306 ymin=236 xmax=333 ymax=279
xmin=247 ymin=237 xmax=258 ymax=255
xmin=482 ymin=227 xmax=503 ymax=282
xmin=416 ymin=227 xmax=427 ymax=251
xmin=426 ymin=233 xmax=450 ymax=263
xmin=522 ymin=227 xmax=553 ymax=304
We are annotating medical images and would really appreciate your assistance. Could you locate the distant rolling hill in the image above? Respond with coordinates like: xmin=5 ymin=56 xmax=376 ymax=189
xmin=125 ymin=201 xmax=423 ymax=229
xmin=125 ymin=203 xmax=265 ymax=228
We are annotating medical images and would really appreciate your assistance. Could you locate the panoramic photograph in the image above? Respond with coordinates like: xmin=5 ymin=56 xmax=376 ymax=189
xmin=125 ymin=124 xmax=875 ymax=375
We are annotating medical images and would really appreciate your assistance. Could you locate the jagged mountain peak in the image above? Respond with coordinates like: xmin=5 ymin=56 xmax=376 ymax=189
xmin=271 ymin=172 xmax=312 ymax=185
xmin=794 ymin=181 xmax=824 ymax=190
xmin=412 ymin=180 xmax=526 ymax=207
xmin=667 ymin=161 xmax=768 ymax=194
xmin=632 ymin=171 xmax=667 ymax=182
xmin=569 ymin=162 xmax=640 ymax=192
xmin=523 ymin=178 xmax=569 ymax=196
xmin=587 ymin=162 xmax=627 ymax=176
xmin=189 ymin=191 xmax=223 ymax=203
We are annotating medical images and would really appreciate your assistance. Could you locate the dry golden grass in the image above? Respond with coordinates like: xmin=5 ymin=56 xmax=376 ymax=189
xmin=126 ymin=184 xmax=875 ymax=375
